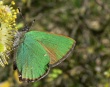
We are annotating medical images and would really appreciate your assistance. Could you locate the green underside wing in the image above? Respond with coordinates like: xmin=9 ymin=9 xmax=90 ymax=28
xmin=14 ymin=31 xmax=76 ymax=82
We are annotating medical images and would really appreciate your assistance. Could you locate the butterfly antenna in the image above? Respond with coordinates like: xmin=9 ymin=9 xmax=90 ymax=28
xmin=18 ymin=8 xmax=28 ymax=31
xmin=18 ymin=8 xmax=35 ymax=32
xmin=28 ymin=19 xmax=36 ymax=31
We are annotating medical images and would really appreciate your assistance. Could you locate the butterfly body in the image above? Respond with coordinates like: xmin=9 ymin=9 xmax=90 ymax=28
xmin=14 ymin=31 xmax=75 ymax=82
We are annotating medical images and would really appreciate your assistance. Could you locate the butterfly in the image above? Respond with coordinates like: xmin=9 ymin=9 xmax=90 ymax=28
xmin=13 ymin=30 xmax=76 ymax=82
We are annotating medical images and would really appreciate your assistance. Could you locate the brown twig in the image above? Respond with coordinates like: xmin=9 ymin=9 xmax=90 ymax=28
xmin=95 ymin=0 xmax=110 ymax=13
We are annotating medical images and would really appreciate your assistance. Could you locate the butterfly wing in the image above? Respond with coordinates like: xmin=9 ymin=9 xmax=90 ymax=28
xmin=15 ymin=31 xmax=75 ymax=82
xmin=28 ymin=31 xmax=76 ymax=67
xmin=15 ymin=34 xmax=50 ymax=82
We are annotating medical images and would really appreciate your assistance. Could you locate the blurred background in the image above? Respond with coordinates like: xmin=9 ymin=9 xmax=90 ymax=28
xmin=0 ymin=0 xmax=110 ymax=87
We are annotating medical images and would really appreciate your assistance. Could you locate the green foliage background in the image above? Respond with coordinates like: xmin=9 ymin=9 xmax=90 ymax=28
xmin=0 ymin=0 xmax=110 ymax=87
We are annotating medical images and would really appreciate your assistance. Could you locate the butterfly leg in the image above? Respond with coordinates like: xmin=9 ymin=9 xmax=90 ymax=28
xmin=13 ymin=61 xmax=17 ymax=70
xmin=18 ymin=74 xmax=22 ymax=81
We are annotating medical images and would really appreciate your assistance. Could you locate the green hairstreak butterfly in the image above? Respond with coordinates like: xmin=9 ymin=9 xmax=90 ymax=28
xmin=13 ymin=27 xmax=76 ymax=82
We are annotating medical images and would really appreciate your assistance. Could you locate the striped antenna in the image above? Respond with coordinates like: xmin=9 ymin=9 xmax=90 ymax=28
xmin=18 ymin=8 xmax=35 ymax=32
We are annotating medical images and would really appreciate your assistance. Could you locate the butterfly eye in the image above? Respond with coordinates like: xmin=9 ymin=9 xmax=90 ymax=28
xmin=21 ymin=26 xmax=29 ymax=32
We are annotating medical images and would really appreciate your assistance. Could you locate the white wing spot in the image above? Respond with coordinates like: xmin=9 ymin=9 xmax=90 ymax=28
xmin=44 ymin=54 xmax=47 ymax=57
